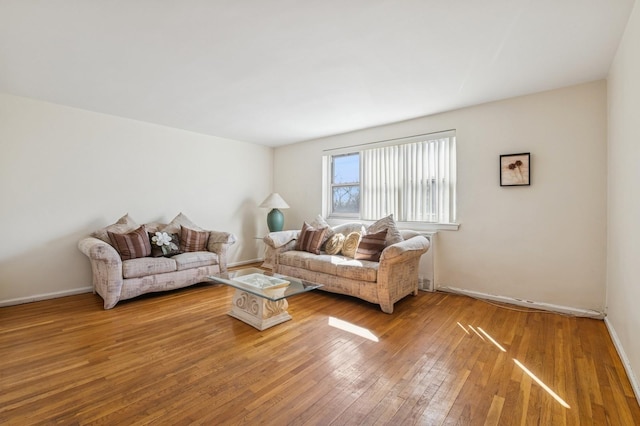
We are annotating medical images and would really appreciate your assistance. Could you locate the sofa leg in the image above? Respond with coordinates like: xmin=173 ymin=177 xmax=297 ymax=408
xmin=380 ymin=303 xmax=394 ymax=314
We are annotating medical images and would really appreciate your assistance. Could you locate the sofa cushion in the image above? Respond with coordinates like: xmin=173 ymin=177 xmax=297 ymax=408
xmin=278 ymin=250 xmax=315 ymax=270
xmin=173 ymin=251 xmax=218 ymax=271
xmin=335 ymin=259 xmax=378 ymax=282
xmin=279 ymin=251 xmax=378 ymax=283
xmin=122 ymin=256 xmax=177 ymax=279
xmin=295 ymin=222 xmax=328 ymax=255
xmin=180 ymin=226 xmax=210 ymax=252
xmin=367 ymin=214 xmax=404 ymax=246
xmin=306 ymin=254 xmax=340 ymax=275
xmin=92 ymin=213 xmax=138 ymax=244
xmin=108 ymin=225 xmax=152 ymax=260
xmin=355 ymin=229 xmax=387 ymax=261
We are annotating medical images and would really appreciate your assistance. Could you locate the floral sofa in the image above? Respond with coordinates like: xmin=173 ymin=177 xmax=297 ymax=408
xmin=263 ymin=215 xmax=430 ymax=314
xmin=78 ymin=213 xmax=236 ymax=309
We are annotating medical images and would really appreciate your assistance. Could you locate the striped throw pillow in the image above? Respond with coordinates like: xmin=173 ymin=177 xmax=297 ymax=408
xmin=108 ymin=225 xmax=152 ymax=260
xmin=180 ymin=226 xmax=210 ymax=252
xmin=355 ymin=229 xmax=388 ymax=261
xmin=295 ymin=222 xmax=328 ymax=255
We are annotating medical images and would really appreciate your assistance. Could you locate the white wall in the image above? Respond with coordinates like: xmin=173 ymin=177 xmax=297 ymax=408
xmin=274 ymin=81 xmax=607 ymax=313
xmin=607 ymin=0 xmax=640 ymax=399
xmin=0 ymin=93 xmax=272 ymax=304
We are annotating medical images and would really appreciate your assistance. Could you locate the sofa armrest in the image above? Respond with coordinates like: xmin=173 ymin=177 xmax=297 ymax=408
xmin=263 ymin=230 xmax=299 ymax=249
xmin=207 ymin=231 xmax=237 ymax=273
xmin=379 ymin=235 xmax=430 ymax=265
xmin=263 ymin=231 xmax=299 ymax=270
xmin=77 ymin=237 xmax=124 ymax=309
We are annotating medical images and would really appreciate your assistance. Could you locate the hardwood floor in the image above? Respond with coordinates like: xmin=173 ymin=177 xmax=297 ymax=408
xmin=1 ymin=276 xmax=639 ymax=425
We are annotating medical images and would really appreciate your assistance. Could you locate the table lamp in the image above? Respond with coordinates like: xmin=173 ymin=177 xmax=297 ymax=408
xmin=259 ymin=193 xmax=290 ymax=232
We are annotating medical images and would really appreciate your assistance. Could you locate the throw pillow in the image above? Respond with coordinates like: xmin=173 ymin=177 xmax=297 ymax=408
xmin=341 ymin=231 xmax=362 ymax=258
xmin=295 ymin=222 xmax=328 ymax=255
xmin=92 ymin=213 xmax=138 ymax=244
xmin=324 ymin=233 xmax=345 ymax=255
xmin=148 ymin=232 xmax=181 ymax=257
xmin=367 ymin=214 xmax=404 ymax=246
xmin=355 ymin=229 xmax=388 ymax=261
xmin=163 ymin=212 xmax=205 ymax=235
xmin=180 ymin=226 xmax=210 ymax=252
xmin=311 ymin=214 xmax=336 ymax=246
xmin=108 ymin=225 xmax=152 ymax=260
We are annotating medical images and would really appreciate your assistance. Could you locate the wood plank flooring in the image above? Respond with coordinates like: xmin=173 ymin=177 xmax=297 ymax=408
xmin=1 ymin=276 xmax=639 ymax=425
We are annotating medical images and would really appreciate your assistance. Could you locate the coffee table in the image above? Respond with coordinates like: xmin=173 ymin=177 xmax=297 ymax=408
xmin=208 ymin=268 xmax=322 ymax=331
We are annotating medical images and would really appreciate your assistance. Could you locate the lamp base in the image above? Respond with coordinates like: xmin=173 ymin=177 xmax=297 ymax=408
xmin=267 ymin=209 xmax=284 ymax=232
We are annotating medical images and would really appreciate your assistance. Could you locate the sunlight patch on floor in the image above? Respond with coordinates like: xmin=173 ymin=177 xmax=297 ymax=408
xmin=477 ymin=327 xmax=507 ymax=352
xmin=457 ymin=322 xmax=470 ymax=334
xmin=464 ymin=323 xmax=571 ymax=410
xmin=514 ymin=359 xmax=571 ymax=409
xmin=468 ymin=324 xmax=485 ymax=341
xmin=328 ymin=317 xmax=379 ymax=342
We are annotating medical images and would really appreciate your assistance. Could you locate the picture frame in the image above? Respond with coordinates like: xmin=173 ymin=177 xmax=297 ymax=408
xmin=500 ymin=153 xmax=530 ymax=186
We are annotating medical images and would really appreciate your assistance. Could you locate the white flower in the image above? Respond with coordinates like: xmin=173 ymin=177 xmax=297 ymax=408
xmin=152 ymin=232 xmax=172 ymax=247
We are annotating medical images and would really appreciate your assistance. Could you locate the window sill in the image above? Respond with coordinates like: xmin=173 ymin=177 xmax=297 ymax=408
xmin=397 ymin=222 xmax=460 ymax=232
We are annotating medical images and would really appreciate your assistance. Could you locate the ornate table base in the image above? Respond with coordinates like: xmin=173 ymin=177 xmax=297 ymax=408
xmin=228 ymin=289 xmax=291 ymax=331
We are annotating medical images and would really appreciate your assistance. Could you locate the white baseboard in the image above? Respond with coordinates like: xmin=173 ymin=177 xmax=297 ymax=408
xmin=604 ymin=317 xmax=640 ymax=405
xmin=1 ymin=260 xmax=266 ymax=308
xmin=228 ymin=258 xmax=264 ymax=268
xmin=0 ymin=286 xmax=94 ymax=308
xmin=438 ymin=286 xmax=605 ymax=319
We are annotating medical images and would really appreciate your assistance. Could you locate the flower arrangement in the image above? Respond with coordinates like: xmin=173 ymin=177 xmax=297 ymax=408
xmin=152 ymin=231 xmax=177 ymax=255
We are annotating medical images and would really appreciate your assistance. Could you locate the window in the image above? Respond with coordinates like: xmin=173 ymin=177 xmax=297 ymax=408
xmin=330 ymin=153 xmax=360 ymax=215
xmin=323 ymin=131 xmax=456 ymax=224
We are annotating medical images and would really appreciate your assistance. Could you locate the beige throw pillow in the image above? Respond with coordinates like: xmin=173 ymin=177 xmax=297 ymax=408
xmin=162 ymin=212 xmax=204 ymax=235
xmin=342 ymin=231 xmax=361 ymax=258
xmin=367 ymin=214 xmax=404 ymax=246
xmin=325 ymin=233 xmax=345 ymax=255
xmin=92 ymin=213 xmax=138 ymax=244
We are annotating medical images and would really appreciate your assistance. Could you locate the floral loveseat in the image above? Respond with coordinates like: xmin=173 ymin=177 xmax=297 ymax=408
xmin=79 ymin=213 xmax=236 ymax=309
xmin=263 ymin=215 xmax=430 ymax=314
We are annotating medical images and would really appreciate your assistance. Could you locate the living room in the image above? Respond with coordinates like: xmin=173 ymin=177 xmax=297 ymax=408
xmin=1 ymin=1 xmax=639 ymax=423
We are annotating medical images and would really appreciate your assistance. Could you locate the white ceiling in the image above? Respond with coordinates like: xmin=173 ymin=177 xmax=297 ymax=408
xmin=0 ymin=1 xmax=635 ymax=146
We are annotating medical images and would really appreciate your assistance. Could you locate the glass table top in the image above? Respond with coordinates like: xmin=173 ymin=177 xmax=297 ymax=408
xmin=208 ymin=267 xmax=322 ymax=301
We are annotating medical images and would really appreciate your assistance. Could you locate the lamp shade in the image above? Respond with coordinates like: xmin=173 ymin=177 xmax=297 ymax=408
xmin=259 ymin=193 xmax=290 ymax=232
xmin=259 ymin=193 xmax=290 ymax=209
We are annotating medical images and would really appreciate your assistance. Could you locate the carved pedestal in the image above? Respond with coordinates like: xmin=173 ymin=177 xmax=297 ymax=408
xmin=228 ymin=290 xmax=291 ymax=331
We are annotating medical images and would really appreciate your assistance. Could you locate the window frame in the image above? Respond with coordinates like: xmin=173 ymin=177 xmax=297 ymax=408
xmin=322 ymin=130 xmax=459 ymax=231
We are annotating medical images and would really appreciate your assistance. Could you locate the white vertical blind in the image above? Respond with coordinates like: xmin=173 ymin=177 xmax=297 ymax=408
xmin=360 ymin=135 xmax=456 ymax=223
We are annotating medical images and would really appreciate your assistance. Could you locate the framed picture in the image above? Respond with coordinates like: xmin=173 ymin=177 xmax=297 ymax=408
xmin=500 ymin=153 xmax=530 ymax=186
